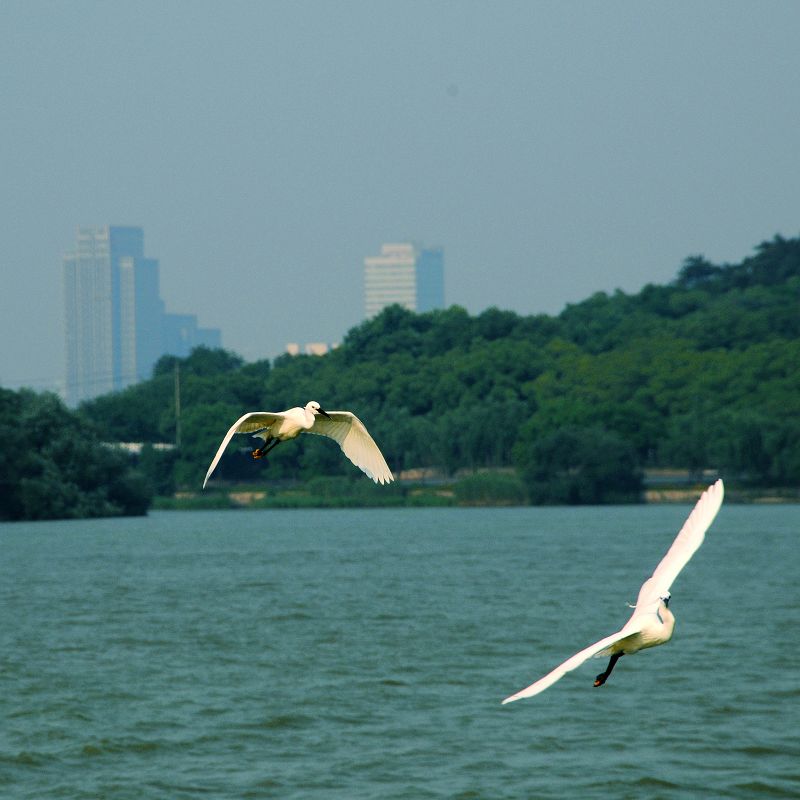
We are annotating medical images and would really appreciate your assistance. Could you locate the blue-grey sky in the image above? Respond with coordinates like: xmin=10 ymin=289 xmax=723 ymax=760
xmin=2 ymin=1 xmax=799 ymax=392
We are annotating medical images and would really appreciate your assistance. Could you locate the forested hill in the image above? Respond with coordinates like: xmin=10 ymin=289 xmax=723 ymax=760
xmin=80 ymin=234 xmax=799 ymax=501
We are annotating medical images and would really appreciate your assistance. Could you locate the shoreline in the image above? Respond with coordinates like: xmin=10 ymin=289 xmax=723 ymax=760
xmin=154 ymin=485 xmax=800 ymax=510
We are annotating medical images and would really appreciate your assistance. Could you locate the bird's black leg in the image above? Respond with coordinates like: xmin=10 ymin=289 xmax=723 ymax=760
xmin=263 ymin=439 xmax=281 ymax=455
xmin=593 ymin=653 xmax=623 ymax=687
xmin=252 ymin=438 xmax=280 ymax=460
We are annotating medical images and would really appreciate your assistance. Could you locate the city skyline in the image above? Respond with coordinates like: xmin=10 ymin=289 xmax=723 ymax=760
xmin=63 ymin=225 xmax=220 ymax=404
xmin=2 ymin=3 xmax=800 ymax=392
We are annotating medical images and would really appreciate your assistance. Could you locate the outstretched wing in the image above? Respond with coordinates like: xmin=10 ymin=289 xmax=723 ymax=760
xmin=502 ymin=621 xmax=644 ymax=704
xmin=202 ymin=411 xmax=284 ymax=488
xmin=634 ymin=479 xmax=724 ymax=612
xmin=306 ymin=411 xmax=394 ymax=484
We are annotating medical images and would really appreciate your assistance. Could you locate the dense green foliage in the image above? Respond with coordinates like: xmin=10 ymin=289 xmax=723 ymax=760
xmin=78 ymin=234 xmax=800 ymax=503
xmin=0 ymin=388 xmax=151 ymax=521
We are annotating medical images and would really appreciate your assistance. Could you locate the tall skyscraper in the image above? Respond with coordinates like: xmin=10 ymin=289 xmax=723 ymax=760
xmin=119 ymin=252 xmax=163 ymax=388
xmin=415 ymin=246 xmax=445 ymax=313
xmin=364 ymin=243 xmax=444 ymax=318
xmin=63 ymin=225 xmax=221 ymax=405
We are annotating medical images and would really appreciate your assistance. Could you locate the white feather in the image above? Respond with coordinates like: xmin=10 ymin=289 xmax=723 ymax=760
xmin=305 ymin=411 xmax=393 ymax=484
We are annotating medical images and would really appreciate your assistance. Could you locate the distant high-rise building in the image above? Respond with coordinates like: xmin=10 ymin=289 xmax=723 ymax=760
xmin=119 ymin=252 xmax=163 ymax=388
xmin=162 ymin=312 xmax=222 ymax=358
xmin=415 ymin=246 xmax=445 ymax=313
xmin=363 ymin=243 xmax=444 ymax=318
xmin=63 ymin=225 xmax=221 ymax=405
xmin=64 ymin=226 xmax=143 ymax=404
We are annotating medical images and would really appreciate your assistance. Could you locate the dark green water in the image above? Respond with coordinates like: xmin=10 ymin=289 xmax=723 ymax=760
xmin=1 ymin=504 xmax=798 ymax=799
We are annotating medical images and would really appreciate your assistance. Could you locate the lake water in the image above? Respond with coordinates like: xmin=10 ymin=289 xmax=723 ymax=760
xmin=1 ymin=503 xmax=798 ymax=799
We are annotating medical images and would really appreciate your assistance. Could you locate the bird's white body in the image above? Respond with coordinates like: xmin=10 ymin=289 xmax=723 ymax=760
xmin=595 ymin=600 xmax=676 ymax=658
xmin=256 ymin=404 xmax=318 ymax=440
xmin=203 ymin=401 xmax=393 ymax=488
xmin=502 ymin=479 xmax=724 ymax=703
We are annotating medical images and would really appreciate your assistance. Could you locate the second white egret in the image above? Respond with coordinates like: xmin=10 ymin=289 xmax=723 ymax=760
xmin=203 ymin=401 xmax=394 ymax=488
xmin=502 ymin=479 xmax=724 ymax=703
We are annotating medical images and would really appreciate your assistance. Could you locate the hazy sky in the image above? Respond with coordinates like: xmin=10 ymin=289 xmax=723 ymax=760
xmin=2 ymin=1 xmax=799 ymax=392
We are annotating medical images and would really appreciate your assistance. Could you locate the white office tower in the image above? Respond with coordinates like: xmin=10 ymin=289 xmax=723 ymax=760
xmin=363 ymin=243 xmax=444 ymax=318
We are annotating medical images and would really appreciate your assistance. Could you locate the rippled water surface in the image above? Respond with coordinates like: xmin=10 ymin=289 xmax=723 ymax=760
xmin=1 ymin=504 xmax=798 ymax=799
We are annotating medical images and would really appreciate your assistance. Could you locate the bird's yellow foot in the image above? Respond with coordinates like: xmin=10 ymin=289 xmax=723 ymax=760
xmin=251 ymin=449 xmax=264 ymax=460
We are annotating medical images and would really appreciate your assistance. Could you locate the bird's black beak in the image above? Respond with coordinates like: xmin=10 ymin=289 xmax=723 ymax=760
xmin=662 ymin=596 xmax=670 ymax=607
xmin=318 ymin=407 xmax=331 ymax=420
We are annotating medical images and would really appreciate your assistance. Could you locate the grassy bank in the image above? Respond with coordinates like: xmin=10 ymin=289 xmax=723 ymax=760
xmin=154 ymin=472 xmax=529 ymax=510
xmin=153 ymin=473 xmax=800 ymax=511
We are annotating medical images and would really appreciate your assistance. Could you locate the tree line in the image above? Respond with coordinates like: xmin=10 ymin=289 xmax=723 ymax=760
xmin=2 ymin=234 xmax=798 ymax=519
xmin=0 ymin=388 xmax=149 ymax=520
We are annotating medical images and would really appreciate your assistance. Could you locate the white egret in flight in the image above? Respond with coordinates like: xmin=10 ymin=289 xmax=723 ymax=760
xmin=502 ymin=479 xmax=724 ymax=703
xmin=203 ymin=401 xmax=394 ymax=488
